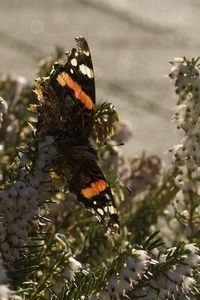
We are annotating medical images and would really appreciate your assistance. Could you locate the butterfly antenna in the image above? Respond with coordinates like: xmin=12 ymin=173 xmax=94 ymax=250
xmin=110 ymin=165 xmax=133 ymax=195
xmin=97 ymin=141 xmax=133 ymax=195
xmin=97 ymin=141 xmax=125 ymax=151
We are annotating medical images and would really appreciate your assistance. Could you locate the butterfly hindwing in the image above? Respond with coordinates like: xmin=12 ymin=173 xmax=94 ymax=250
xmin=69 ymin=158 xmax=119 ymax=232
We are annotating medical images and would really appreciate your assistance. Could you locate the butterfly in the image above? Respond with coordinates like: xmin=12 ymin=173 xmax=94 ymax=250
xmin=35 ymin=37 xmax=120 ymax=233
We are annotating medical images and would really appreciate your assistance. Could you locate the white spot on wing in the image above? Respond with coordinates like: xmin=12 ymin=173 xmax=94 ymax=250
xmin=79 ymin=64 xmax=94 ymax=78
xmin=71 ymin=58 xmax=77 ymax=66
xmin=79 ymin=64 xmax=86 ymax=75
xmin=104 ymin=205 xmax=117 ymax=215
xmin=70 ymin=68 xmax=74 ymax=74
xmin=83 ymin=50 xmax=90 ymax=56
xmin=109 ymin=206 xmax=116 ymax=214
xmin=97 ymin=208 xmax=104 ymax=215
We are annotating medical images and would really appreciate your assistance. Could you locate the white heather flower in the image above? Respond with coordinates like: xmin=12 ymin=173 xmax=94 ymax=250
xmin=63 ymin=257 xmax=82 ymax=282
xmin=107 ymin=274 xmax=118 ymax=297
xmin=68 ymin=257 xmax=82 ymax=272
xmin=62 ymin=267 xmax=76 ymax=282
xmin=156 ymin=274 xmax=171 ymax=290
xmin=173 ymin=103 xmax=186 ymax=116
xmin=130 ymin=250 xmax=150 ymax=275
xmin=184 ymin=243 xmax=199 ymax=253
xmin=169 ymin=144 xmax=184 ymax=162
xmin=0 ymin=97 xmax=8 ymax=115
xmin=175 ymin=63 xmax=189 ymax=77
xmin=176 ymin=76 xmax=190 ymax=93
xmin=182 ymin=276 xmax=196 ymax=292
xmin=119 ymin=265 xmax=133 ymax=284
xmin=191 ymin=167 xmax=200 ymax=180
xmin=17 ymin=186 xmax=30 ymax=199
xmin=158 ymin=287 xmax=170 ymax=299
xmin=0 ymin=285 xmax=12 ymax=300
xmin=170 ymin=57 xmax=184 ymax=65
xmin=118 ymin=267 xmax=132 ymax=294
xmin=180 ymin=210 xmax=190 ymax=221
xmin=174 ymin=174 xmax=184 ymax=187
xmin=165 ymin=269 xmax=182 ymax=284
xmin=126 ymin=255 xmax=136 ymax=270
xmin=182 ymin=180 xmax=195 ymax=193
xmin=116 ymin=279 xmax=129 ymax=297
xmin=185 ymin=157 xmax=197 ymax=173
xmin=169 ymin=57 xmax=184 ymax=79
xmin=191 ymin=78 xmax=200 ymax=99
xmin=15 ymin=181 xmax=26 ymax=190
xmin=182 ymin=252 xmax=200 ymax=267
xmin=132 ymin=249 xmax=149 ymax=260
xmin=176 ymin=264 xmax=192 ymax=277
xmin=9 ymin=185 xmax=18 ymax=198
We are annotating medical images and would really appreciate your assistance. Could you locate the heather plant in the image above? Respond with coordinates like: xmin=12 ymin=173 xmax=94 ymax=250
xmin=0 ymin=47 xmax=199 ymax=300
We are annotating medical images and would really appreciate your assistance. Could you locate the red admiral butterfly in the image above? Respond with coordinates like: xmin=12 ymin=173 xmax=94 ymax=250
xmin=35 ymin=37 xmax=120 ymax=233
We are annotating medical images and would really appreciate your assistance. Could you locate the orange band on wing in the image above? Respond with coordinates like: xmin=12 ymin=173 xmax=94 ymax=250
xmin=57 ymin=72 xmax=94 ymax=110
xmin=81 ymin=179 xmax=108 ymax=199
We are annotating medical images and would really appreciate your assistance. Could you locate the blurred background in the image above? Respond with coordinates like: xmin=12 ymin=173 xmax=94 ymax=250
xmin=0 ymin=0 xmax=199 ymax=160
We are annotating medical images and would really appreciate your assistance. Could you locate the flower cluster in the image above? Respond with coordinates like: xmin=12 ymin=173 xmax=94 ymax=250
xmin=88 ymin=249 xmax=151 ymax=300
xmin=141 ymin=243 xmax=200 ymax=299
xmin=89 ymin=244 xmax=200 ymax=300
xmin=0 ymin=136 xmax=57 ymax=267
xmin=169 ymin=57 xmax=200 ymax=237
